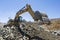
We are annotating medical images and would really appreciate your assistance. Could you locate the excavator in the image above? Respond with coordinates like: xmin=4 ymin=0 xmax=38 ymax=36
xmin=4 ymin=4 xmax=50 ymax=27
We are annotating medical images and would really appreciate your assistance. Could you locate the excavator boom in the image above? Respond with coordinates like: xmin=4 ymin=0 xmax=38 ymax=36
xmin=15 ymin=4 xmax=35 ymax=20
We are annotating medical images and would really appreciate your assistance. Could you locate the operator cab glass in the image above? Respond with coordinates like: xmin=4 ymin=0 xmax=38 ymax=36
xmin=18 ymin=16 xmax=22 ymax=22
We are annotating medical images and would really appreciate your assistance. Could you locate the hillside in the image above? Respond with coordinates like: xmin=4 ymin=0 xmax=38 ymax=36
xmin=48 ymin=18 xmax=60 ymax=30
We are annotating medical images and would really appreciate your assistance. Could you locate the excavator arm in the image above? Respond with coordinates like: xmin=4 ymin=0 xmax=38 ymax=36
xmin=4 ymin=4 xmax=37 ymax=27
xmin=14 ymin=4 xmax=35 ymax=20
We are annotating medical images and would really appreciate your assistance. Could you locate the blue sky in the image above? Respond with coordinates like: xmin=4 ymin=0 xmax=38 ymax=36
xmin=0 ymin=0 xmax=60 ymax=23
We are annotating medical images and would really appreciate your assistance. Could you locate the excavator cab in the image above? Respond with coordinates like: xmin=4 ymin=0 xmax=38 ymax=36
xmin=17 ymin=16 xmax=23 ymax=22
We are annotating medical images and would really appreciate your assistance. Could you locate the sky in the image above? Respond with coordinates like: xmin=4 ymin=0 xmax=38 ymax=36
xmin=0 ymin=0 xmax=60 ymax=23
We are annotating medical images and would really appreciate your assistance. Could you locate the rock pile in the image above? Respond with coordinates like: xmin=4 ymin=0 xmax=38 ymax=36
xmin=0 ymin=23 xmax=60 ymax=40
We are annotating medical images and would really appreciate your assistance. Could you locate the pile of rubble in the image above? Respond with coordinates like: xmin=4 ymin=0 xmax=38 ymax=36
xmin=0 ymin=26 xmax=23 ymax=40
xmin=0 ymin=24 xmax=44 ymax=40
xmin=0 ymin=22 xmax=60 ymax=40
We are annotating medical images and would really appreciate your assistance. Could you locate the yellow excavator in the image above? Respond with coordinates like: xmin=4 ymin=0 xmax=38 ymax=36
xmin=4 ymin=4 xmax=50 ymax=27
xmin=15 ymin=4 xmax=48 ymax=21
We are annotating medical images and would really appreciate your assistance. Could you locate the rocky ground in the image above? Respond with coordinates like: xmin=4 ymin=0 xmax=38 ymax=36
xmin=0 ymin=18 xmax=60 ymax=40
xmin=0 ymin=23 xmax=45 ymax=40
